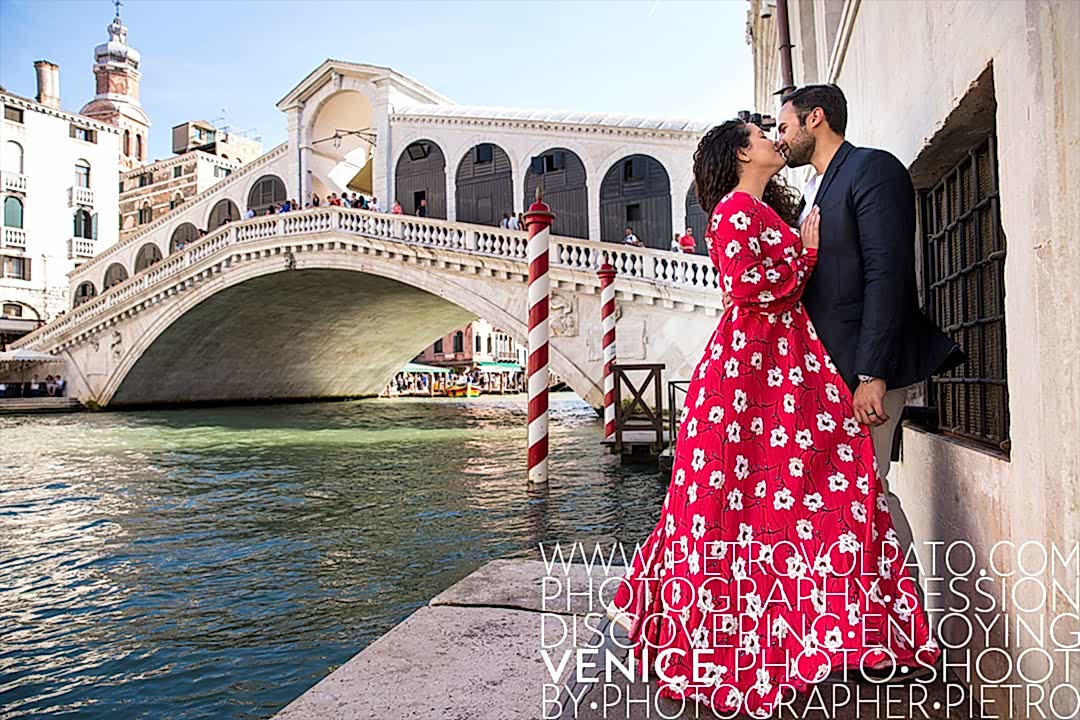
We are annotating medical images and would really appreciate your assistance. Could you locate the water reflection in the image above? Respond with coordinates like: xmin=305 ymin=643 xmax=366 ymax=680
xmin=0 ymin=394 xmax=666 ymax=719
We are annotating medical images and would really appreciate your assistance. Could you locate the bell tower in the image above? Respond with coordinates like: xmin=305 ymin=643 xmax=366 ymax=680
xmin=79 ymin=2 xmax=151 ymax=171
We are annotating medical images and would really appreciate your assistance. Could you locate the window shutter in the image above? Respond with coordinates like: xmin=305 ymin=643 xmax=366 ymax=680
xmin=23 ymin=257 xmax=31 ymax=281
xmin=92 ymin=213 xmax=98 ymax=240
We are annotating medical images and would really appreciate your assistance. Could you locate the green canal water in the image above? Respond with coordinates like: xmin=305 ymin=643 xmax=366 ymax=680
xmin=0 ymin=394 xmax=666 ymax=719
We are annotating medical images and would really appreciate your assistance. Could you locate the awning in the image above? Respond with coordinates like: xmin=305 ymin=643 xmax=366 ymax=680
xmin=475 ymin=361 xmax=523 ymax=373
xmin=0 ymin=348 xmax=62 ymax=364
xmin=400 ymin=362 xmax=452 ymax=374
xmin=0 ymin=317 xmax=40 ymax=334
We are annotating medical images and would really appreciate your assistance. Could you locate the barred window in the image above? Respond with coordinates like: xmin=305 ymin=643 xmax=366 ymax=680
xmin=920 ymin=134 xmax=1009 ymax=454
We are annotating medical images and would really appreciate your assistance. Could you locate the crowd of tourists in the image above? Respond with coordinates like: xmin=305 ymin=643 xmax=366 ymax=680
xmin=0 ymin=374 xmax=66 ymax=398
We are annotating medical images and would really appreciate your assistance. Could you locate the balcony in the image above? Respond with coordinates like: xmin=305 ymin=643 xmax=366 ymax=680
xmin=69 ymin=237 xmax=95 ymax=258
xmin=69 ymin=186 xmax=94 ymax=207
xmin=2 ymin=171 xmax=27 ymax=193
xmin=3 ymin=227 xmax=27 ymax=250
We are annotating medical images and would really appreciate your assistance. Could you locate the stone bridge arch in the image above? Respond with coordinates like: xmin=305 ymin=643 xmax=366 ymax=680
xmin=95 ymin=250 xmax=603 ymax=408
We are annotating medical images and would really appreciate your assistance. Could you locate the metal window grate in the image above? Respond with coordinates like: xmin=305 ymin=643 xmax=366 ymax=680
xmin=920 ymin=134 xmax=1010 ymax=453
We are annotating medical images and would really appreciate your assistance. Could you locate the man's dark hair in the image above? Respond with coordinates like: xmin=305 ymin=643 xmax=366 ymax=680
xmin=781 ymin=84 xmax=848 ymax=135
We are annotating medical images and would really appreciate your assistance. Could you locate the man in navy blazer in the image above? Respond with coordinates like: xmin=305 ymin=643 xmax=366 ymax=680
xmin=776 ymin=85 xmax=964 ymax=495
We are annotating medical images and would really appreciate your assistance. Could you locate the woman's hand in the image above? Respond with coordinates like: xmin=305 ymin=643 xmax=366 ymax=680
xmin=800 ymin=206 xmax=820 ymax=250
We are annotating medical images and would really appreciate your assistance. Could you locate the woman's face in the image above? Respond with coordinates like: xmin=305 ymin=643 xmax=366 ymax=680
xmin=739 ymin=123 xmax=785 ymax=175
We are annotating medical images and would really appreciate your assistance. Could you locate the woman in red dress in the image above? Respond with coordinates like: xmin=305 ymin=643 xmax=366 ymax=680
xmin=607 ymin=120 xmax=940 ymax=715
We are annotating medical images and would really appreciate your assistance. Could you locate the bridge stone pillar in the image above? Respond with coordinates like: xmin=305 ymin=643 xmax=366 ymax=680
xmin=372 ymin=82 xmax=394 ymax=206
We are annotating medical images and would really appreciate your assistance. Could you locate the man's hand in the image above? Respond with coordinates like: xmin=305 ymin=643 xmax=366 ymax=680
xmin=853 ymin=378 xmax=888 ymax=426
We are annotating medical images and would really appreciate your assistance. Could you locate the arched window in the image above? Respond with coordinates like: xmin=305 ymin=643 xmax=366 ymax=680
xmin=170 ymin=223 xmax=199 ymax=253
xmin=75 ymin=160 xmax=91 ymax=188
xmin=73 ymin=209 xmax=95 ymax=239
xmin=138 ymin=202 xmax=152 ymax=225
xmin=169 ymin=192 xmax=184 ymax=210
xmin=3 ymin=141 xmax=23 ymax=174
xmin=475 ymin=334 xmax=481 ymax=352
xmin=123 ymin=129 xmax=131 ymax=157
xmin=135 ymin=134 xmax=143 ymax=160
xmin=103 ymin=263 xmax=128 ymax=289
xmin=453 ymin=331 xmax=464 ymax=354
xmin=73 ymin=281 xmax=97 ymax=307
xmin=487 ymin=336 xmax=493 ymax=354
xmin=3 ymin=197 xmax=23 ymax=228
xmin=247 ymin=175 xmax=286 ymax=215
xmin=434 ymin=338 xmax=444 ymax=354
xmin=207 ymin=199 xmax=239 ymax=230
xmin=134 ymin=243 xmax=163 ymax=271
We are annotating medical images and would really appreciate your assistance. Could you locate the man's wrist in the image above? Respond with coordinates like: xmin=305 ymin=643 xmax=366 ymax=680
xmin=858 ymin=374 xmax=883 ymax=385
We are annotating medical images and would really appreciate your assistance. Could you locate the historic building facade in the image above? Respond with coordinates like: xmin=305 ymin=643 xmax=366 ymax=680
xmin=0 ymin=74 xmax=121 ymax=343
xmin=747 ymin=0 xmax=1079 ymax=715
xmin=118 ymin=150 xmax=240 ymax=241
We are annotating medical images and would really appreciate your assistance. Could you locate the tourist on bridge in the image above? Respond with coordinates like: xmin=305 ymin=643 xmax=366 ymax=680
xmin=608 ymin=104 xmax=952 ymax=714
xmin=622 ymin=226 xmax=642 ymax=246
xmin=516 ymin=212 xmax=525 ymax=229
xmin=500 ymin=213 xmax=510 ymax=228
xmin=416 ymin=198 xmax=428 ymax=217
xmin=391 ymin=200 xmax=403 ymax=215
xmin=508 ymin=213 xmax=519 ymax=230
xmin=670 ymin=233 xmax=682 ymax=252
xmin=678 ymin=226 xmax=697 ymax=253
xmin=311 ymin=193 xmax=321 ymax=207
xmin=370 ymin=197 xmax=381 ymax=212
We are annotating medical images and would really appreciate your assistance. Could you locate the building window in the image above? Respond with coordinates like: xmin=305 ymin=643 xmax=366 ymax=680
xmin=4 ymin=105 xmax=24 ymax=123
xmin=623 ymin=157 xmax=645 ymax=182
xmin=138 ymin=203 xmax=152 ymax=225
xmin=475 ymin=334 xmax=482 ymax=352
xmin=920 ymin=134 xmax=1009 ymax=453
xmin=169 ymin=193 xmax=184 ymax=210
xmin=475 ymin=143 xmax=494 ymax=164
xmin=4 ymin=141 xmax=24 ymax=174
xmin=626 ymin=203 xmax=642 ymax=222
xmin=531 ymin=151 xmax=565 ymax=175
xmin=173 ymin=166 xmax=182 ymax=179
xmin=2 ymin=255 xmax=31 ymax=281
xmin=487 ymin=336 xmax=493 ymax=354
xmin=75 ymin=161 xmax=91 ymax=188
xmin=2 ymin=302 xmax=23 ymax=317
xmin=70 ymin=125 xmax=97 ymax=144
xmin=123 ymin=129 xmax=131 ymax=156
xmin=138 ymin=173 xmax=152 ymax=187
xmin=3 ymin=196 xmax=23 ymax=228
xmin=213 ymin=165 xmax=232 ymax=179
xmin=119 ymin=181 xmax=125 ymax=193
xmin=73 ymin=281 xmax=96 ymax=307
xmin=73 ymin=209 xmax=95 ymax=239
xmin=434 ymin=338 xmax=444 ymax=354
xmin=135 ymin=134 xmax=143 ymax=160
xmin=453 ymin=332 xmax=464 ymax=353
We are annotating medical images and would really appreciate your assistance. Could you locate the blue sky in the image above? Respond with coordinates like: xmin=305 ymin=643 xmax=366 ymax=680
xmin=0 ymin=0 xmax=753 ymax=162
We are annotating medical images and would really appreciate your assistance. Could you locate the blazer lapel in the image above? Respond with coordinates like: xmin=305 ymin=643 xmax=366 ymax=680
xmin=813 ymin=140 xmax=855 ymax=208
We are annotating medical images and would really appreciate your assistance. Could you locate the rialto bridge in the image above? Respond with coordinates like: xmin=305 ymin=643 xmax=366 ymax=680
xmin=10 ymin=60 xmax=726 ymax=408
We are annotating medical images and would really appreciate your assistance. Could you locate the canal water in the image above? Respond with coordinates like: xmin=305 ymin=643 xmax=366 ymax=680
xmin=0 ymin=394 xmax=666 ymax=719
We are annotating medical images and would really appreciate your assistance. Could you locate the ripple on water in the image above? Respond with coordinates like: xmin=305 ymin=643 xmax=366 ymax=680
xmin=0 ymin=394 xmax=666 ymax=719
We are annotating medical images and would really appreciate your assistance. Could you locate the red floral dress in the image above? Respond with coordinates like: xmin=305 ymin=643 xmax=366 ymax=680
xmin=608 ymin=191 xmax=940 ymax=715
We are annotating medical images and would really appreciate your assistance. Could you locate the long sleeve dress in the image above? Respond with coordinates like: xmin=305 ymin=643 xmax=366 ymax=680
xmin=607 ymin=190 xmax=940 ymax=716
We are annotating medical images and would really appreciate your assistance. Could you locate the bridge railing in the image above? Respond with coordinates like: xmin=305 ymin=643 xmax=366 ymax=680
xmin=14 ymin=207 xmax=720 ymax=351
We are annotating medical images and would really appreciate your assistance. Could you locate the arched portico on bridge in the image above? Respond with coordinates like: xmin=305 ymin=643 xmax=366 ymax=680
xmin=395 ymin=140 xmax=447 ymax=218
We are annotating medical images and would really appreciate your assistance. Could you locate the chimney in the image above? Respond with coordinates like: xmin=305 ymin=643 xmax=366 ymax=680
xmin=34 ymin=60 xmax=60 ymax=109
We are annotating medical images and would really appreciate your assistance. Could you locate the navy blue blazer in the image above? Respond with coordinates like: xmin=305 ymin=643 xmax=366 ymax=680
xmin=801 ymin=141 xmax=965 ymax=392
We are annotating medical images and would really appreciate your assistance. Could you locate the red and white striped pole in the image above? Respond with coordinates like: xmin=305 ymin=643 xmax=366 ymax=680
xmin=526 ymin=188 xmax=555 ymax=484
xmin=598 ymin=263 xmax=618 ymax=439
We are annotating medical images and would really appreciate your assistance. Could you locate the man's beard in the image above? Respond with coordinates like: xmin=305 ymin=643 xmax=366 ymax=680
xmin=784 ymin=131 xmax=816 ymax=168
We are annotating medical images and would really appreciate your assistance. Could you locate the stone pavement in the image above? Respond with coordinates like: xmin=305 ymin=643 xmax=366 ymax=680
xmin=272 ymin=558 xmax=976 ymax=720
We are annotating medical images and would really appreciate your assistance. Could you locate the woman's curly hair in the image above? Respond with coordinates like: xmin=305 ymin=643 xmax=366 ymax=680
xmin=692 ymin=119 xmax=803 ymax=228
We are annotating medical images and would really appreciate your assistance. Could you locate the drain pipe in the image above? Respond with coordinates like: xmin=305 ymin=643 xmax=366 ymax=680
xmin=776 ymin=0 xmax=796 ymax=96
